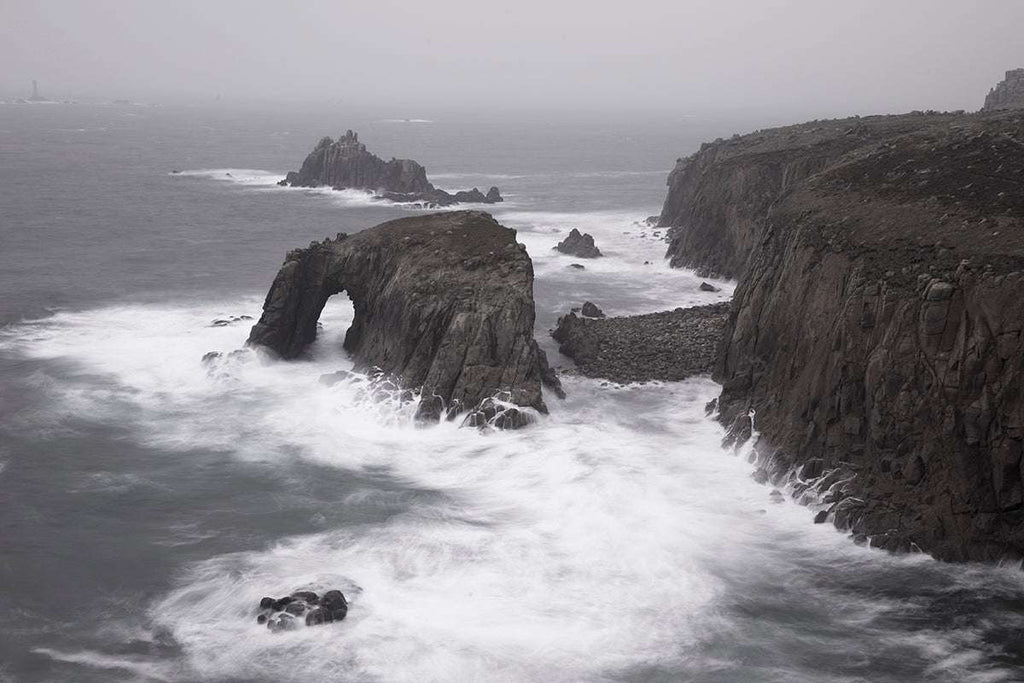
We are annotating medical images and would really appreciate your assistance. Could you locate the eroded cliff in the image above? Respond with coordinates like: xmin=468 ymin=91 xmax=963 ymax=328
xmin=247 ymin=211 xmax=561 ymax=427
xmin=710 ymin=112 xmax=1024 ymax=561
xmin=658 ymin=113 xmax=967 ymax=278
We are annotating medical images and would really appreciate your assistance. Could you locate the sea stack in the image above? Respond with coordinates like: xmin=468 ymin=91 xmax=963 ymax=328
xmin=247 ymin=211 xmax=562 ymax=428
xmin=278 ymin=131 xmax=503 ymax=207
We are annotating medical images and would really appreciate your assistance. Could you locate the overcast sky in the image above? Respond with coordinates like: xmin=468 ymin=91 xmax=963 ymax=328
xmin=2 ymin=0 xmax=1022 ymax=116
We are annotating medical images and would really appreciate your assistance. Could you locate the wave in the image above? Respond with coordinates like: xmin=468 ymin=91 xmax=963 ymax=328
xmin=377 ymin=118 xmax=435 ymax=124
xmin=4 ymin=297 xmax=1024 ymax=681
xmin=491 ymin=208 xmax=733 ymax=317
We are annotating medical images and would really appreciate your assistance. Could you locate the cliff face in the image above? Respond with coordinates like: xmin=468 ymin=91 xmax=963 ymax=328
xmin=658 ymin=114 xmax=966 ymax=279
xmin=984 ymin=69 xmax=1024 ymax=111
xmin=279 ymin=130 xmax=502 ymax=207
xmin=711 ymin=113 xmax=1024 ymax=561
xmin=247 ymin=211 xmax=561 ymax=427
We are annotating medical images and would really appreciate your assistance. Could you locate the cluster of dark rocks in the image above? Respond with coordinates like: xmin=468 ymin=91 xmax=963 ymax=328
xmin=277 ymin=130 xmax=503 ymax=207
xmin=256 ymin=590 xmax=348 ymax=632
xmin=554 ymin=228 xmax=602 ymax=258
xmin=209 ymin=315 xmax=253 ymax=327
xmin=552 ymin=302 xmax=730 ymax=384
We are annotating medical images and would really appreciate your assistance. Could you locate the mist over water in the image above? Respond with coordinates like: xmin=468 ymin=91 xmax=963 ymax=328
xmin=3 ymin=103 xmax=1024 ymax=682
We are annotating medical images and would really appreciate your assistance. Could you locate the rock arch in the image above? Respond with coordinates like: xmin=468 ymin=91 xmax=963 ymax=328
xmin=247 ymin=211 xmax=562 ymax=426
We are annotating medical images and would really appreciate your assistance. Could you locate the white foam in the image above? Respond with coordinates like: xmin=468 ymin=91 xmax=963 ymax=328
xmin=494 ymin=208 xmax=734 ymax=315
xmin=5 ymin=298 xmax=1024 ymax=681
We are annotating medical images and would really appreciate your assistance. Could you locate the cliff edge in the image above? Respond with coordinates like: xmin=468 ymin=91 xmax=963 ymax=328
xmin=704 ymin=111 xmax=1024 ymax=561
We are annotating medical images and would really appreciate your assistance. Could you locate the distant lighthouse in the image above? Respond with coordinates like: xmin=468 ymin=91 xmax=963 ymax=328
xmin=28 ymin=79 xmax=48 ymax=102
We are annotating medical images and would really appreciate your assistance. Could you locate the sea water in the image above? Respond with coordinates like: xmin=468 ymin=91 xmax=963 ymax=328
xmin=1 ymin=103 xmax=1023 ymax=682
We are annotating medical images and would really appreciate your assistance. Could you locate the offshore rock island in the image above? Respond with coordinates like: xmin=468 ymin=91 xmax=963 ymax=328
xmin=247 ymin=211 xmax=561 ymax=428
xmin=278 ymin=130 xmax=503 ymax=207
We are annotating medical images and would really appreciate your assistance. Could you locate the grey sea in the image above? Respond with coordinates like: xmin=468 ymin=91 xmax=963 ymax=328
xmin=2 ymin=102 xmax=1024 ymax=682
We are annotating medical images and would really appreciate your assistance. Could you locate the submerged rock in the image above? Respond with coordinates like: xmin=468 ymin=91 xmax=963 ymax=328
xmin=554 ymin=229 xmax=602 ymax=258
xmin=277 ymin=130 xmax=502 ymax=206
xmin=247 ymin=211 xmax=563 ymax=427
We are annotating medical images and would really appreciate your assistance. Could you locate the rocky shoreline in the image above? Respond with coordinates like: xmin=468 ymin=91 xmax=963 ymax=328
xmin=656 ymin=104 xmax=1024 ymax=562
xmin=552 ymin=302 xmax=729 ymax=384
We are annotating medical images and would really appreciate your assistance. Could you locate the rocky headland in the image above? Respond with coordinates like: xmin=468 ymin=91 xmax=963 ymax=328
xmin=278 ymin=130 xmax=503 ymax=207
xmin=246 ymin=211 xmax=562 ymax=428
xmin=656 ymin=104 xmax=1024 ymax=562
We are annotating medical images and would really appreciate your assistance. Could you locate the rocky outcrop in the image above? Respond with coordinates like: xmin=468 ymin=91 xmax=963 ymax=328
xmin=554 ymin=228 xmax=602 ymax=258
xmin=709 ymin=112 xmax=1024 ymax=561
xmin=247 ymin=211 xmax=562 ymax=428
xmin=552 ymin=303 xmax=729 ymax=384
xmin=984 ymin=69 xmax=1024 ymax=111
xmin=278 ymin=130 xmax=503 ymax=207
xmin=658 ymin=112 xmax=969 ymax=279
xmin=256 ymin=590 xmax=348 ymax=632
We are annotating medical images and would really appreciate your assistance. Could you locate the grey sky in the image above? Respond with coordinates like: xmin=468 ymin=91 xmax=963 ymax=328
xmin=2 ymin=0 xmax=1022 ymax=116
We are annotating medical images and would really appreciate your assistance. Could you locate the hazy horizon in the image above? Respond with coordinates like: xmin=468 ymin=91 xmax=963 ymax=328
xmin=2 ymin=0 xmax=1023 ymax=119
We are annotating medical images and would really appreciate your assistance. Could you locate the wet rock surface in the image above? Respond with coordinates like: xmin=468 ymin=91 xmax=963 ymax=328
xmin=554 ymin=228 xmax=602 ymax=258
xmin=247 ymin=211 xmax=563 ymax=427
xmin=278 ymin=130 xmax=502 ymax=207
xmin=703 ymin=111 xmax=1024 ymax=561
xmin=552 ymin=302 xmax=729 ymax=383
xmin=257 ymin=590 xmax=349 ymax=631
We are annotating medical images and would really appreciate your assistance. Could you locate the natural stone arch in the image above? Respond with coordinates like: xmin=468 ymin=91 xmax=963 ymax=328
xmin=247 ymin=211 xmax=562 ymax=426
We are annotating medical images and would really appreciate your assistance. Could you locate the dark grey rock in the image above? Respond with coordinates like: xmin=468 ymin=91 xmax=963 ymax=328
xmin=552 ymin=302 xmax=729 ymax=384
xmin=277 ymin=130 xmax=502 ymax=206
xmin=247 ymin=211 xmax=563 ymax=428
xmin=554 ymin=229 xmax=602 ymax=258
xmin=705 ymin=111 xmax=1024 ymax=562
xmin=580 ymin=301 xmax=605 ymax=318
xmin=699 ymin=281 xmax=720 ymax=293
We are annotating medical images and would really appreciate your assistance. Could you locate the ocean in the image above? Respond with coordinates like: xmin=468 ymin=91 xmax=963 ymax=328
xmin=1 ymin=102 xmax=1023 ymax=682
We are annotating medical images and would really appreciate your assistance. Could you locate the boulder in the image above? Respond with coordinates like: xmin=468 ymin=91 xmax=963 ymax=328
xmin=580 ymin=301 xmax=605 ymax=318
xmin=257 ymin=590 xmax=347 ymax=631
xmin=247 ymin=211 xmax=564 ymax=427
xmin=554 ymin=229 xmax=602 ymax=258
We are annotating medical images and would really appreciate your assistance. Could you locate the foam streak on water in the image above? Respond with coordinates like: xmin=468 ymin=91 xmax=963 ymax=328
xmin=4 ymin=298 xmax=1024 ymax=683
